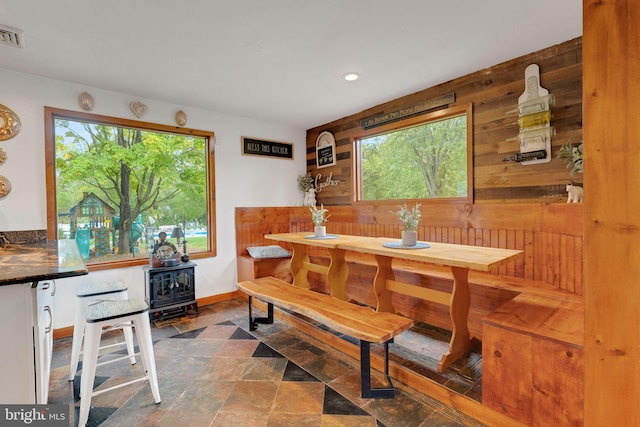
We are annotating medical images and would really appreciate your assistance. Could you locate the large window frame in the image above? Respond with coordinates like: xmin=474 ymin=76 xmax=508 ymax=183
xmin=44 ymin=107 xmax=217 ymax=271
xmin=353 ymin=103 xmax=473 ymax=205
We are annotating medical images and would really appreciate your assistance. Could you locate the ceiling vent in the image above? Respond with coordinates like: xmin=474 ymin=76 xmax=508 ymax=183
xmin=0 ymin=24 xmax=24 ymax=48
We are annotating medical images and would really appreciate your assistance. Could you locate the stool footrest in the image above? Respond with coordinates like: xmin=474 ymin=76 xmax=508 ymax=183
xmin=90 ymin=375 xmax=151 ymax=398
xmin=96 ymin=352 xmax=140 ymax=368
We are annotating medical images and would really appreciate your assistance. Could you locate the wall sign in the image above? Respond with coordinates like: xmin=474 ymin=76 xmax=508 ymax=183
xmin=314 ymin=172 xmax=340 ymax=193
xmin=360 ymin=93 xmax=455 ymax=129
xmin=241 ymin=136 xmax=294 ymax=160
xmin=316 ymin=131 xmax=336 ymax=168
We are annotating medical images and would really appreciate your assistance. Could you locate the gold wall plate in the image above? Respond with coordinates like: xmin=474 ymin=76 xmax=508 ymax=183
xmin=0 ymin=104 xmax=21 ymax=141
xmin=0 ymin=175 xmax=11 ymax=199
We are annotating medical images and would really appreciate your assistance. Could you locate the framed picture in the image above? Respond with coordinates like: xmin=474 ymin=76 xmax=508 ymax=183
xmin=316 ymin=131 xmax=336 ymax=168
xmin=241 ymin=136 xmax=294 ymax=160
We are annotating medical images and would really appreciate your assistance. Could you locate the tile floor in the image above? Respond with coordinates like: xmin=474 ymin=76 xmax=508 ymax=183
xmin=49 ymin=299 xmax=486 ymax=427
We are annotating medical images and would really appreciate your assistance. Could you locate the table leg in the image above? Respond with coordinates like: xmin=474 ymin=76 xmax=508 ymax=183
xmin=290 ymin=243 xmax=310 ymax=289
xmin=374 ymin=255 xmax=395 ymax=313
xmin=438 ymin=266 xmax=474 ymax=372
xmin=327 ymin=248 xmax=348 ymax=300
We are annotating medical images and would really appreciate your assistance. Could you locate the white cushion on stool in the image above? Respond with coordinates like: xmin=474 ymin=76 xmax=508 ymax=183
xmin=77 ymin=280 xmax=128 ymax=298
xmin=87 ymin=298 xmax=149 ymax=323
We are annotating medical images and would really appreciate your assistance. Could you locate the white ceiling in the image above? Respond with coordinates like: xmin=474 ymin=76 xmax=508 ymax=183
xmin=0 ymin=1 xmax=582 ymax=130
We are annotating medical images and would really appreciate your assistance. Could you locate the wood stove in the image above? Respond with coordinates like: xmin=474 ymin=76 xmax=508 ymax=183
xmin=143 ymin=262 xmax=197 ymax=320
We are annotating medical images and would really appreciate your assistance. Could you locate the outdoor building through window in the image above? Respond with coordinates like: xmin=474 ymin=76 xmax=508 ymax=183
xmin=44 ymin=107 xmax=216 ymax=269
xmin=354 ymin=103 xmax=473 ymax=203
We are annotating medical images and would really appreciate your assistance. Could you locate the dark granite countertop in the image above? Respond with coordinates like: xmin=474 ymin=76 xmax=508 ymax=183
xmin=0 ymin=240 xmax=88 ymax=286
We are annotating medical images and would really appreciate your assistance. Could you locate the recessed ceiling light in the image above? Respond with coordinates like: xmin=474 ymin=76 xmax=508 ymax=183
xmin=343 ymin=73 xmax=360 ymax=82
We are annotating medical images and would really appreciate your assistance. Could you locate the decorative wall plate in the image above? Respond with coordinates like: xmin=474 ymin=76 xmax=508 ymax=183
xmin=0 ymin=175 xmax=11 ymax=199
xmin=130 ymin=101 xmax=147 ymax=118
xmin=175 ymin=110 xmax=187 ymax=126
xmin=78 ymin=92 xmax=95 ymax=111
xmin=0 ymin=147 xmax=6 ymax=164
xmin=0 ymin=104 xmax=21 ymax=141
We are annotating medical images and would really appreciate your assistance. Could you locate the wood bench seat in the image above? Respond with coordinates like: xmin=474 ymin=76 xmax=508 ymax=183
xmin=237 ymin=276 xmax=414 ymax=398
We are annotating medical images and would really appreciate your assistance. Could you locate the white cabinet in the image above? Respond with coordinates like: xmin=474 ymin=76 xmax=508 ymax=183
xmin=0 ymin=280 xmax=55 ymax=404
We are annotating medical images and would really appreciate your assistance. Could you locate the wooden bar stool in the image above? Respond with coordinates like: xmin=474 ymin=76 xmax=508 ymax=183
xmin=69 ymin=281 xmax=136 ymax=381
xmin=78 ymin=299 xmax=161 ymax=427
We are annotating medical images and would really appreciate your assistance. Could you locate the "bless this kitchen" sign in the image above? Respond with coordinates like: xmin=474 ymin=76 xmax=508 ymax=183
xmin=241 ymin=137 xmax=293 ymax=160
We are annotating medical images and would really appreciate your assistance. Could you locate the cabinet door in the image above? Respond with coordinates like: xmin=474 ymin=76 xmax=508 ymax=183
xmin=482 ymin=325 xmax=533 ymax=425
xmin=0 ymin=283 xmax=36 ymax=403
xmin=531 ymin=339 xmax=584 ymax=427
xmin=174 ymin=268 xmax=195 ymax=303
xmin=150 ymin=271 xmax=176 ymax=308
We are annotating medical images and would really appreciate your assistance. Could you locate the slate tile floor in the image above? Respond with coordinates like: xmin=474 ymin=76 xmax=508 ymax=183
xmin=49 ymin=299 xmax=486 ymax=427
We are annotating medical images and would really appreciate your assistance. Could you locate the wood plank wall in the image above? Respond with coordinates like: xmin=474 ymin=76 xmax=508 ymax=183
xmin=235 ymin=203 xmax=583 ymax=338
xmin=304 ymin=38 xmax=583 ymax=205
xmin=236 ymin=203 xmax=583 ymax=292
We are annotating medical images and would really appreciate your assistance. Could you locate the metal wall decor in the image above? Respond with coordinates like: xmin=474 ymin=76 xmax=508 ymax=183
xmin=78 ymin=92 xmax=95 ymax=111
xmin=0 ymin=175 xmax=10 ymax=199
xmin=0 ymin=103 xmax=21 ymax=141
xmin=503 ymin=64 xmax=554 ymax=165
xmin=175 ymin=110 xmax=187 ymax=126
xmin=130 ymin=101 xmax=147 ymax=118
xmin=0 ymin=148 xmax=6 ymax=164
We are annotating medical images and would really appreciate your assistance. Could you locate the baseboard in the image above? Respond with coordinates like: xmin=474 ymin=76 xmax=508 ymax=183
xmin=53 ymin=290 xmax=243 ymax=340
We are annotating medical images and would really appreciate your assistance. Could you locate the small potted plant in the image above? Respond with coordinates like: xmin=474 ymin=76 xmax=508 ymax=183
xmin=557 ymin=140 xmax=583 ymax=175
xmin=394 ymin=203 xmax=421 ymax=246
xmin=310 ymin=204 xmax=330 ymax=237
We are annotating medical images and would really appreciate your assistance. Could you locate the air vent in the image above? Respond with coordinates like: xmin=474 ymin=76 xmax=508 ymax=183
xmin=0 ymin=24 xmax=24 ymax=48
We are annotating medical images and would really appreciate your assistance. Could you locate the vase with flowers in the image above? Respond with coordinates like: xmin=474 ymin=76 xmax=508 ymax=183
xmin=298 ymin=173 xmax=316 ymax=206
xmin=394 ymin=203 xmax=422 ymax=246
xmin=310 ymin=204 xmax=330 ymax=237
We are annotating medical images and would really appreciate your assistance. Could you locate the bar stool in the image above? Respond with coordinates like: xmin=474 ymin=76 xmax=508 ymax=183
xmin=78 ymin=299 xmax=161 ymax=427
xmin=69 ymin=281 xmax=136 ymax=381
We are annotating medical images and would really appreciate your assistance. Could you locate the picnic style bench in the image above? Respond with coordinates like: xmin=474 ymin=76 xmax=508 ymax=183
xmin=236 ymin=276 xmax=414 ymax=398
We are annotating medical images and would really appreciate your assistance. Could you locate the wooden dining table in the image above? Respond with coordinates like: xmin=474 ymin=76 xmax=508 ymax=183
xmin=264 ymin=232 xmax=369 ymax=301
xmin=265 ymin=232 xmax=523 ymax=372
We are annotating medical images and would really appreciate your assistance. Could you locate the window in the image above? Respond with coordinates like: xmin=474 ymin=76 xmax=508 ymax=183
xmin=44 ymin=107 xmax=216 ymax=270
xmin=354 ymin=103 xmax=473 ymax=203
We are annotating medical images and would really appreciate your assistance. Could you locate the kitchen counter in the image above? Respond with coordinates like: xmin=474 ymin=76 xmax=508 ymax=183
xmin=0 ymin=239 xmax=88 ymax=286
xmin=0 ymin=239 xmax=87 ymax=403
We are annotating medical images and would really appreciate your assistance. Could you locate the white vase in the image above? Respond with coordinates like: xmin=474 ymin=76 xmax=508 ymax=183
xmin=402 ymin=230 xmax=417 ymax=246
xmin=314 ymin=225 xmax=326 ymax=238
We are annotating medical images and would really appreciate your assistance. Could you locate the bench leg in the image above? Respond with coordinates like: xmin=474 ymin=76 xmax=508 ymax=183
xmin=360 ymin=339 xmax=395 ymax=398
xmin=248 ymin=296 xmax=273 ymax=331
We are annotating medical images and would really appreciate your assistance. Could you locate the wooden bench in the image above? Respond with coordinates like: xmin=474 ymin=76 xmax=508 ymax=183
xmin=235 ymin=207 xmax=294 ymax=282
xmin=481 ymin=294 xmax=584 ymax=425
xmin=309 ymin=251 xmax=581 ymax=301
xmin=237 ymin=276 xmax=414 ymax=398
